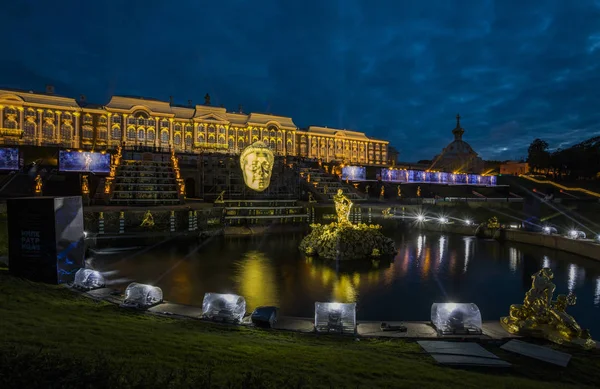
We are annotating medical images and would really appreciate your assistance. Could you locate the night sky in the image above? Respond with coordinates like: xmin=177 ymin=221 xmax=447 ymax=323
xmin=2 ymin=1 xmax=600 ymax=162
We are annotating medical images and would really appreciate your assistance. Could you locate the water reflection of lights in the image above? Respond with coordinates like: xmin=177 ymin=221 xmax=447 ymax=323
xmin=438 ymin=236 xmax=447 ymax=264
xmin=568 ymin=264 xmax=578 ymax=293
xmin=509 ymin=247 xmax=519 ymax=272
xmin=463 ymin=237 xmax=473 ymax=274
xmin=422 ymin=248 xmax=432 ymax=279
xmin=235 ymin=251 xmax=279 ymax=310
xmin=594 ymin=278 xmax=600 ymax=306
xmin=542 ymin=255 xmax=551 ymax=269
xmin=417 ymin=235 xmax=425 ymax=258
xmin=171 ymin=260 xmax=193 ymax=305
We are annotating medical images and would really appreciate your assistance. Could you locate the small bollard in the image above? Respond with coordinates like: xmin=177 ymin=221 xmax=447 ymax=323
xmin=98 ymin=212 xmax=105 ymax=235
xmin=170 ymin=210 xmax=175 ymax=232
xmin=193 ymin=210 xmax=198 ymax=231
xmin=119 ymin=211 xmax=125 ymax=234
xmin=188 ymin=211 xmax=193 ymax=231
xmin=368 ymin=207 xmax=372 ymax=224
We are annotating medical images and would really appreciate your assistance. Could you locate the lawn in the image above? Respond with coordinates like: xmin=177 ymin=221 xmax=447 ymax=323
xmin=1 ymin=270 xmax=600 ymax=388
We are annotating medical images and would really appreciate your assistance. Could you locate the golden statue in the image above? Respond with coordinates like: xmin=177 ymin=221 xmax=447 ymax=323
xmin=487 ymin=216 xmax=500 ymax=229
xmin=240 ymin=141 xmax=274 ymax=192
xmin=140 ymin=210 xmax=155 ymax=228
xmin=346 ymin=178 xmax=349 ymax=184
xmin=333 ymin=189 xmax=353 ymax=225
xmin=34 ymin=175 xmax=43 ymax=195
xmin=307 ymin=173 xmax=310 ymax=183
xmin=397 ymin=185 xmax=402 ymax=197
xmin=308 ymin=192 xmax=317 ymax=203
xmin=380 ymin=186 xmax=385 ymax=197
xmin=81 ymin=175 xmax=89 ymax=194
xmin=382 ymin=208 xmax=392 ymax=218
xmin=501 ymin=268 xmax=595 ymax=349
xmin=215 ymin=190 xmax=226 ymax=204
xmin=417 ymin=186 xmax=421 ymax=197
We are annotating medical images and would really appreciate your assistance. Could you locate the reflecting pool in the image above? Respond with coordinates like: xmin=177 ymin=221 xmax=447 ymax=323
xmin=93 ymin=230 xmax=600 ymax=334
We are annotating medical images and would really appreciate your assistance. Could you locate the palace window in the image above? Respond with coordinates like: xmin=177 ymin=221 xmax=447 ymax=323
xmin=127 ymin=127 xmax=136 ymax=140
xmin=228 ymin=137 xmax=234 ymax=149
xmin=82 ymin=126 xmax=94 ymax=139
xmin=61 ymin=124 xmax=73 ymax=140
xmin=147 ymin=118 xmax=155 ymax=127
xmin=218 ymin=135 xmax=226 ymax=146
xmin=147 ymin=129 xmax=155 ymax=141
xmin=138 ymin=129 xmax=145 ymax=140
xmin=42 ymin=123 xmax=55 ymax=139
xmin=63 ymin=112 xmax=72 ymax=122
xmin=237 ymin=138 xmax=244 ymax=150
xmin=44 ymin=111 xmax=54 ymax=120
xmin=160 ymin=119 xmax=169 ymax=128
xmin=219 ymin=126 xmax=227 ymax=136
xmin=83 ymin=114 xmax=93 ymax=124
xmin=5 ymin=107 xmax=17 ymax=116
xmin=137 ymin=117 xmax=146 ymax=126
xmin=3 ymin=119 xmax=17 ymax=129
xmin=97 ymin=128 xmax=108 ymax=140
xmin=99 ymin=116 xmax=107 ymax=125
xmin=277 ymin=139 xmax=283 ymax=153
xmin=112 ymin=115 xmax=121 ymax=124
xmin=24 ymin=121 xmax=36 ymax=138
xmin=128 ymin=116 xmax=136 ymax=125
xmin=286 ymin=140 xmax=293 ymax=153
xmin=175 ymin=123 xmax=182 ymax=132
xmin=174 ymin=133 xmax=181 ymax=145
xmin=198 ymin=133 xmax=205 ymax=143
xmin=270 ymin=139 xmax=276 ymax=149
xmin=161 ymin=130 xmax=169 ymax=143
xmin=185 ymin=135 xmax=193 ymax=147
xmin=111 ymin=126 xmax=121 ymax=140
xmin=26 ymin=109 xmax=36 ymax=119
xmin=252 ymin=128 xmax=259 ymax=138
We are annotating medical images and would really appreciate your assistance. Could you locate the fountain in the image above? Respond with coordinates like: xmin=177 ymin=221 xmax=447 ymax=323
xmin=299 ymin=189 xmax=396 ymax=260
xmin=500 ymin=267 xmax=595 ymax=349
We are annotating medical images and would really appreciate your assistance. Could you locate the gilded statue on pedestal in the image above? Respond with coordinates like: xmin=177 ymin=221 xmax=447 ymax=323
xmin=397 ymin=185 xmax=402 ymax=198
xmin=84 ymin=153 xmax=93 ymax=171
xmin=500 ymin=267 xmax=595 ymax=349
xmin=333 ymin=189 xmax=353 ymax=225
xmin=240 ymin=141 xmax=274 ymax=192
xmin=380 ymin=186 xmax=385 ymax=197
xmin=81 ymin=175 xmax=89 ymax=194
xmin=34 ymin=175 xmax=43 ymax=195
xmin=417 ymin=186 xmax=421 ymax=197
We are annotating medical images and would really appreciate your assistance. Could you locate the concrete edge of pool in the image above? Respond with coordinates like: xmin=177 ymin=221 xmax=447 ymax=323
xmin=72 ymin=286 xmax=600 ymax=347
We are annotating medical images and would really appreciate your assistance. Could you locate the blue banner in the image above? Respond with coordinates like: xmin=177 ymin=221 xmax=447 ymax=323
xmin=341 ymin=166 xmax=366 ymax=181
xmin=381 ymin=168 xmax=496 ymax=186
xmin=59 ymin=151 xmax=111 ymax=174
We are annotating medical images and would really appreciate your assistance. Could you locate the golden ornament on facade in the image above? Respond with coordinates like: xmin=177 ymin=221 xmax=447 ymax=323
xmin=34 ymin=175 xmax=43 ymax=195
xmin=500 ymin=268 xmax=595 ymax=350
xmin=140 ymin=210 xmax=155 ymax=228
xmin=81 ymin=174 xmax=89 ymax=194
xmin=239 ymin=141 xmax=274 ymax=192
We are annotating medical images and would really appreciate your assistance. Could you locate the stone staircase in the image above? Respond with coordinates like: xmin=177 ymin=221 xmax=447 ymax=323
xmin=300 ymin=167 xmax=364 ymax=202
xmin=109 ymin=160 xmax=182 ymax=206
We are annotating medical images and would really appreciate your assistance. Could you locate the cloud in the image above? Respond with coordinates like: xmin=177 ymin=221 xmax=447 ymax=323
xmin=1 ymin=0 xmax=600 ymax=161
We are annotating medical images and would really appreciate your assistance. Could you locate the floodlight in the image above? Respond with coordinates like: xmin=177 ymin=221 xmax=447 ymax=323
xmin=568 ymin=230 xmax=586 ymax=240
xmin=417 ymin=215 xmax=425 ymax=222
xmin=250 ymin=306 xmax=279 ymax=328
xmin=438 ymin=217 xmax=448 ymax=224
xmin=73 ymin=268 xmax=105 ymax=290
xmin=430 ymin=302 xmax=482 ymax=335
xmin=201 ymin=293 xmax=246 ymax=323
xmin=542 ymin=226 xmax=557 ymax=235
xmin=122 ymin=282 xmax=163 ymax=309
xmin=314 ymin=302 xmax=356 ymax=334
xmin=465 ymin=220 xmax=471 ymax=226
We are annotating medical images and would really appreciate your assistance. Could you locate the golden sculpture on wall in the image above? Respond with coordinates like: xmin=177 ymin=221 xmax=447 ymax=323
xmin=333 ymin=189 xmax=353 ymax=226
xmin=308 ymin=192 xmax=317 ymax=203
xmin=417 ymin=186 xmax=421 ymax=197
xmin=81 ymin=174 xmax=89 ymax=194
xmin=397 ymin=185 xmax=402 ymax=198
xmin=501 ymin=268 xmax=595 ymax=349
xmin=215 ymin=190 xmax=226 ymax=204
xmin=140 ymin=210 xmax=155 ymax=227
xmin=240 ymin=141 xmax=274 ymax=192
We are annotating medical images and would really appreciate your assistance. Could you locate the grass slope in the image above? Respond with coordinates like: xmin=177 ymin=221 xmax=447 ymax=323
xmin=1 ymin=271 xmax=600 ymax=388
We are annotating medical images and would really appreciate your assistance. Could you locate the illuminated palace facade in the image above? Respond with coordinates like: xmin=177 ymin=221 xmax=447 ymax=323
xmin=0 ymin=88 xmax=389 ymax=165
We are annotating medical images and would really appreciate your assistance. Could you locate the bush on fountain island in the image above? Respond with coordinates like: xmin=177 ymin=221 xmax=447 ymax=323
xmin=299 ymin=222 xmax=396 ymax=260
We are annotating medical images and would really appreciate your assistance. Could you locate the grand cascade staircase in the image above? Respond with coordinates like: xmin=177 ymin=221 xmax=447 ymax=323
xmin=109 ymin=160 xmax=182 ymax=206
xmin=300 ymin=167 xmax=364 ymax=202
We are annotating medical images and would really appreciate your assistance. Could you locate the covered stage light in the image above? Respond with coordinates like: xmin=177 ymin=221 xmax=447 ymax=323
xmin=568 ymin=230 xmax=586 ymax=240
xmin=431 ymin=303 xmax=482 ymax=335
xmin=250 ymin=306 xmax=279 ymax=328
xmin=314 ymin=302 xmax=356 ymax=334
xmin=73 ymin=268 xmax=105 ymax=290
xmin=201 ymin=293 xmax=246 ymax=323
xmin=542 ymin=226 xmax=558 ymax=235
xmin=122 ymin=282 xmax=163 ymax=309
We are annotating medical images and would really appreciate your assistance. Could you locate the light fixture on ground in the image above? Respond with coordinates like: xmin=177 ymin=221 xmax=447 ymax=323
xmin=250 ymin=306 xmax=279 ymax=328
xmin=438 ymin=217 xmax=448 ymax=224
xmin=201 ymin=293 xmax=246 ymax=323
xmin=542 ymin=226 xmax=558 ymax=235
xmin=568 ymin=230 xmax=586 ymax=240
xmin=465 ymin=219 xmax=472 ymax=226
xmin=430 ymin=303 xmax=482 ymax=335
xmin=314 ymin=302 xmax=356 ymax=334
xmin=121 ymin=282 xmax=163 ymax=309
xmin=73 ymin=268 xmax=105 ymax=290
xmin=417 ymin=215 xmax=426 ymax=222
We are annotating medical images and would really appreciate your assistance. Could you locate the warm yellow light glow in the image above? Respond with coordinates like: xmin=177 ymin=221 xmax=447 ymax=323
xmin=234 ymin=251 xmax=279 ymax=310
xmin=520 ymin=175 xmax=600 ymax=198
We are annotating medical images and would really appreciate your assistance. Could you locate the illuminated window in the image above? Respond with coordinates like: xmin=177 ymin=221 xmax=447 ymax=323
xmin=127 ymin=127 xmax=136 ymax=140
xmin=3 ymin=120 xmax=17 ymax=129
xmin=161 ymin=130 xmax=169 ymax=143
xmin=98 ymin=116 xmax=107 ymax=125
xmin=237 ymin=138 xmax=244 ymax=150
xmin=218 ymin=135 xmax=226 ymax=145
xmin=175 ymin=123 xmax=182 ymax=132
xmin=228 ymin=137 xmax=234 ymax=149
xmin=42 ymin=123 xmax=55 ymax=139
xmin=112 ymin=115 xmax=121 ymax=124
xmin=147 ymin=129 xmax=155 ymax=141
xmin=5 ymin=107 xmax=16 ymax=116
xmin=24 ymin=121 xmax=35 ymax=138
xmin=83 ymin=126 xmax=94 ymax=139
xmin=161 ymin=119 xmax=169 ymax=128
xmin=97 ymin=128 xmax=107 ymax=140
xmin=62 ymin=112 xmax=72 ymax=122
xmin=128 ymin=116 xmax=136 ymax=125
xmin=198 ymin=133 xmax=205 ymax=143
xmin=111 ymin=126 xmax=121 ymax=140
xmin=83 ymin=114 xmax=93 ymax=124
xmin=185 ymin=135 xmax=192 ymax=147
xmin=147 ymin=118 xmax=155 ymax=127
xmin=138 ymin=129 xmax=145 ymax=140
xmin=61 ymin=124 xmax=73 ymax=140
xmin=174 ymin=133 xmax=181 ymax=145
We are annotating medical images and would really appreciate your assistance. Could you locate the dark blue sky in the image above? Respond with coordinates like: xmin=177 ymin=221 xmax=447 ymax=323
xmin=2 ymin=1 xmax=600 ymax=161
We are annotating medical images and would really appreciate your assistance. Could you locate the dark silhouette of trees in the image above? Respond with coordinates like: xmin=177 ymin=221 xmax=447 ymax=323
xmin=526 ymin=136 xmax=600 ymax=180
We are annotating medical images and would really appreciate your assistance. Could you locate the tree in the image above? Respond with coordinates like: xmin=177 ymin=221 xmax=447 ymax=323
xmin=527 ymin=139 xmax=550 ymax=174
